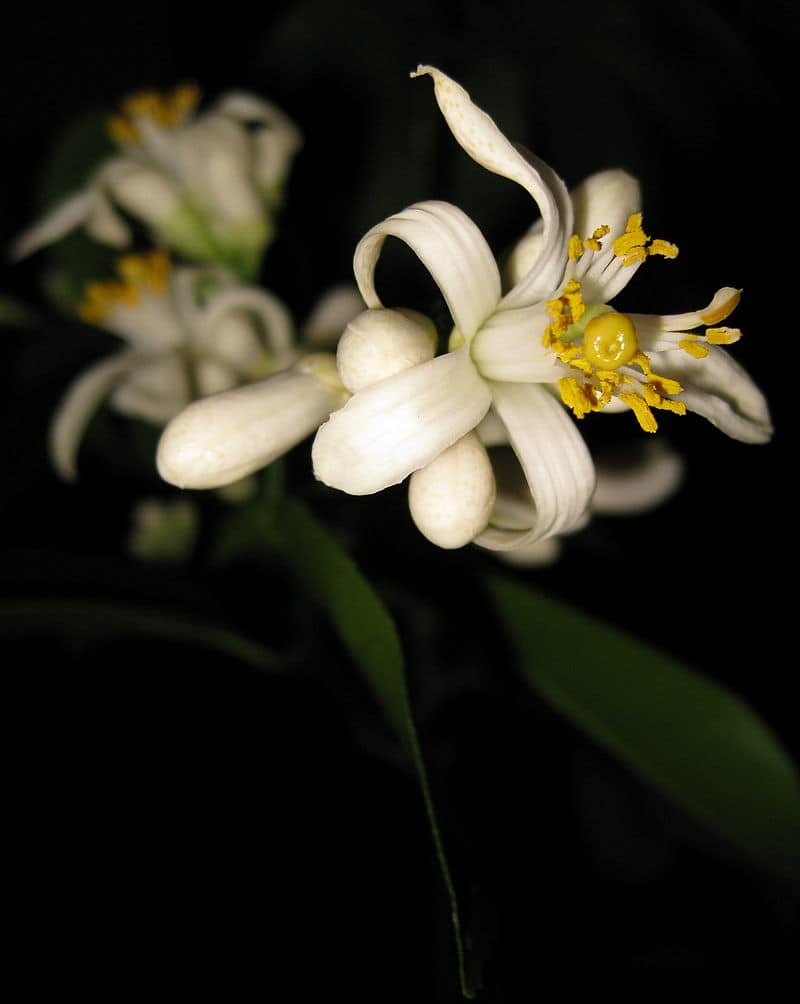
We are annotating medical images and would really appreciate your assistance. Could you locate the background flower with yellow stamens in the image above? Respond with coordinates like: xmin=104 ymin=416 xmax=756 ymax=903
xmin=50 ymin=249 xmax=302 ymax=480
xmin=11 ymin=83 xmax=302 ymax=280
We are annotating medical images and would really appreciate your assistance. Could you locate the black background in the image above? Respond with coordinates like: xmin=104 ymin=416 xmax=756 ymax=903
xmin=2 ymin=2 xmax=797 ymax=1000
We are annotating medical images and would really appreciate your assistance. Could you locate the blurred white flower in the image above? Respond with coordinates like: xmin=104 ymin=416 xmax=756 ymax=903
xmin=311 ymin=65 xmax=772 ymax=551
xmin=156 ymin=287 xmax=364 ymax=490
xmin=51 ymin=249 xmax=299 ymax=480
xmin=13 ymin=84 xmax=301 ymax=278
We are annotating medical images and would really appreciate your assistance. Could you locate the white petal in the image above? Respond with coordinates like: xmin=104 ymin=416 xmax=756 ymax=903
xmin=474 ymin=381 xmax=595 ymax=550
xmin=157 ymin=367 xmax=340 ymax=489
xmin=408 ymin=431 xmax=496 ymax=548
xmin=336 ymin=308 xmax=436 ymax=393
xmin=213 ymin=91 xmax=302 ymax=148
xmin=11 ymin=190 xmax=95 ymax=260
xmin=303 ymin=284 xmax=366 ymax=347
xmin=212 ymin=91 xmax=303 ymax=193
xmin=312 ymin=345 xmax=491 ymax=495
xmin=494 ymin=536 xmax=562 ymax=567
xmin=411 ymin=65 xmax=568 ymax=304
xmin=353 ymin=200 xmax=501 ymax=340
xmin=199 ymin=286 xmax=296 ymax=368
xmin=107 ymin=163 xmax=182 ymax=229
xmin=470 ymin=303 xmax=567 ymax=383
xmin=203 ymin=314 xmax=269 ymax=378
xmin=592 ymin=441 xmax=684 ymax=514
xmin=650 ymin=345 xmax=773 ymax=444
xmin=84 ymin=190 xmax=132 ymax=248
xmin=475 ymin=407 xmax=508 ymax=447
xmin=110 ymin=354 xmax=191 ymax=423
xmin=49 ymin=351 xmax=137 ymax=480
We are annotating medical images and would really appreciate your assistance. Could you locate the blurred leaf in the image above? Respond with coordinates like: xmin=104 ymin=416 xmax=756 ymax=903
xmin=487 ymin=574 xmax=800 ymax=888
xmin=0 ymin=599 xmax=284 ymax=674
xmin=218 ymin=489 xmax=475 ymax=997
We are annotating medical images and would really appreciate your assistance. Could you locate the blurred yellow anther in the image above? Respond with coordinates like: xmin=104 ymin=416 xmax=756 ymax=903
xmin=78 ymin=249 xmax=172 ymax=323
xmin=108 ymin=83 xmax=201 ymax=144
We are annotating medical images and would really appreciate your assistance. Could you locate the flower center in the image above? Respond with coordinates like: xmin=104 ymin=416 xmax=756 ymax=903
xmin=109 ymin=84 xmax=200 ymax=145
xmin=78 ymin=250 xmax=172 ymax=323
xmin=582 ymin=312 xmax=639 ymax=369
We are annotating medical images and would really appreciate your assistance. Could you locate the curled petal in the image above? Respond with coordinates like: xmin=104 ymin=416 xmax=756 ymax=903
xmin=471 ymin=303 xmax=567 ymax=383
xmin=157 ymin=363 xmax=343 ymax=489
xmin=11 ymin=190 xmax=95 ymax=260
xmin=474 ymin=382 xmax=595 ymax=550
xmin=354 ymin=200 xmax=501 ymax=341
xmin=592 ymin=441 xmax=684 ymax=514
xmin=49 ymin=351 xmax=138 ymax=481
xmin=651 ymin=346 xmax=773 ymax=444
xmin=408 ymin=431 xmax=496 ymax=548
xmin=110 ymin=354 xmax=191 ymax=424
xmin=313 ymin=345 xmax=492 ymax=495
xmin=411 ymin=65 xmax=567 ymax=304
xmin=213 ymin=91 xmax=303 ymax=190
xmin=199 ymin=286 xmax=296 ymax=367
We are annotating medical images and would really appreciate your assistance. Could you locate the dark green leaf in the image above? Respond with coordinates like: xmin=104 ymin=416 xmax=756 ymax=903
xmin=274 ymin=497 xmax=474 ymax=997
xmin=487 ymin=573 xmax=800 ymax=887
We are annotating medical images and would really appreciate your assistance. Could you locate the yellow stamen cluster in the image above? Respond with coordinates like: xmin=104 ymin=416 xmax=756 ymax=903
xmin=109 ymin=83 xmax=200 ymax=144
xmin=78 ymin=249 xmax=172 ymax=323
xmin=613 ymin=213 xmax=679 ymax=266
xmin=543 ymin=278 xmax=686 ymax=433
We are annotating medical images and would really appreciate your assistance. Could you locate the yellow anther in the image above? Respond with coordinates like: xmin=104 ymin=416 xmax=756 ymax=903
xmin=699 ymin=287 xmax=741 ymax=326
xmin=679 ymin=338 xmax=710 ymax=358
xmin=582 ymin=312 xmax=639 ymax=370
xmin=647 ymin=238 xmax=679 ymax=259
xmin=583 ymin=225 xmax=610 ymax=253
xmin=568 ymin=234 xmax=584 ymax=261
xmin=619 ymin=391 xmax=658 ymax=433
xmin=706 ymin=326 xmax=741 ymax=345
xmin=657 ymin=398 xmax=687 ymax=416
xmin=647 ymin=374 xmax=683 ymax=397
xmin=108 ymin=83 xmax=200 ymax=144
xmin=559 ymin=377 xmax=595 ymax=419
xmin=77 ymin=250 xmax=171 ymax=323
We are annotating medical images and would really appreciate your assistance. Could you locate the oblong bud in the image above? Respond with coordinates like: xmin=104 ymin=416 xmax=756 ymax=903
xmin=157 ymin=356 xmax=346 ymax=489
xmin=408 ymin=431 xmax=496 ymax=548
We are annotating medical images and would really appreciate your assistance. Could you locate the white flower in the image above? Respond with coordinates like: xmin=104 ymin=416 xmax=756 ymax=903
xmin=311 ymin=65 xmax=772 ymax=551
xmin=155 ymin=288 xmax=363 ymax=490
xmin=12 ymin=84 xmax=301 ymax=279
xmin=51 ymin=249 xmax=299 ymax=480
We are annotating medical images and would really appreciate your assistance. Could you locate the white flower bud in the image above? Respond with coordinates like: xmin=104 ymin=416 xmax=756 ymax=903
xmin=336 ymin=308 xmax=437 ymax=393
xmin=157 ymin=356 xmax=345 ymax=489
xmin=408 ymin=432 xmax=496 ymax=549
